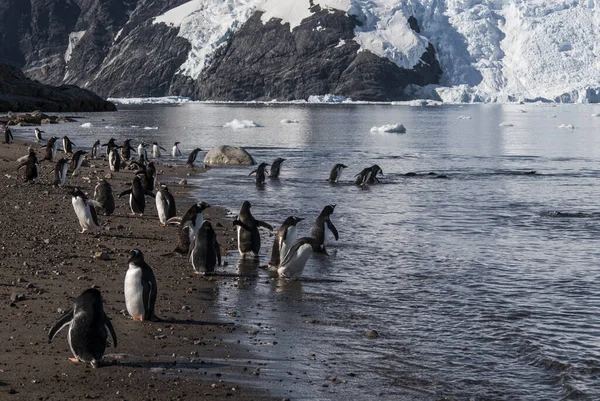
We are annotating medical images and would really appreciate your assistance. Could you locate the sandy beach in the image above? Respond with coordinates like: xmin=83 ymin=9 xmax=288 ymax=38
xmin=0 ymin=138 xmax=277 ymax=400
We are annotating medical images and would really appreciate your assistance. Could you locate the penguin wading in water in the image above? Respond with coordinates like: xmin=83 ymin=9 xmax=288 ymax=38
xmin=71 ymin=188 xmax=100 ymax=233
xmin=156 ymin=183 xmax=177 ymax=226
xmin=186 ymin=148 xmax=203 ymax=168
xmin=54 ymin=157 xmax=69 ymax=187
xmin=48 ymin=288 xmax=117 ymax=368
xmin=70 ymin=150 xmax=87 ymax=176
xmin=124 ymin=249 xmax=159 ymax=321
xmin=63 ymin=135 xmax=76 ymax=154
xmin=91 ymin=140 xmax=100 ymax=159
xmin=34 ymin=127 xmax=45 ymax=142
xmin=233 ymin=201 xmax=273 ymax=258
xmin=93 ymin=180 xmax=115 ymax=216
xmin=277 ymin=237 xmax=321 ymax=280
xmin=267 ymin=216 xmax=304 ymax=268
xmin=189 ymin=221 xmax=221 ymax=275
xmin=172 ymin=142 xmax=182 ymax=157
xmin=355 ymin=164 xmax=384 ymax=186
xmin=269 ymin=158 xmax=285 ymax=179
xmin=328 ymin=163 xmax=347 ymax=183
xmin=17 ymin=149 xmax=39 ymax=183
xmin=44 ymin=137 xmax=59 ymax=161
xmin=249 ymin=162 xmax=269 ymax=186
xmin=152 ymin=142 xmax=167 ymax=158
xmin=311 ymin=204 xmax=339 ymax=253
xmin=118 ymin=175 xmax=156 ymax=216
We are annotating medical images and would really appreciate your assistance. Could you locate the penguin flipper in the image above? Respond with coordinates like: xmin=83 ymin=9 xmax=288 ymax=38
xmin=104 ymin=314 xmax=117 ymax=348
xmin=326 ymin=220 xmax=339 ymax=241
xmin=89 ymin=203 xmax=100 ymax=227
xmin=118 ymin=189 xmax=132 ymax=199
xmin=248 ymin=170 xmax=257 ymax=176
xmin=257 ymin=220 xmax=274 ymax=231
xmin=232 ymin=220 xmax=252 ymax=231
xmin=144 ymin=190 xmax=156 ymax=198
xmin=216 ymin=239 xmax=222 ymax=266
xmin=48 ymin=308 xmax=73 ymax=343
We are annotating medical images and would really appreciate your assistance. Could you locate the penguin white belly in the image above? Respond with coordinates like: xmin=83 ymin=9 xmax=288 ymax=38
xmin=124 ymin=266 xmax=145 ymax=320
xmin=280 ymin=226 xmax=298 ymax=261
xmin=72 ymin=157 xmax=84 ymax=176
xmin=109 ymin=151 xmax=116 ymax=171
xmin=59 ymin=164 xmax=68 ymax=186
xmin=153 ymin=145 xmax=160 ymax=158
xmin=156 ymin=192 xmax=167 ymax=225
xmin=63 ymin=138 xmax=68 ymax=153
xmin=129 ymin=194 xmax=138 ymax=215
xmin=335 ymin=166 xmax=343 ymax=182
xmin=172 ymin=146 xmax=178 ymax=157
xmin=278 ymin=244 xmax=312 ymax=280
xmin=67 ymin=323 xmax=77 ymax=359
xmin=72 ymin=197 xmax=96 ymax=232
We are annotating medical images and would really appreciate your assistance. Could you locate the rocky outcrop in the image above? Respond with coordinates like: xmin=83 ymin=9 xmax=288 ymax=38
xmin=0 ymin=64 xmax=116 ymax=112
xmin=204 ymin=146 xmax=256 ymax=166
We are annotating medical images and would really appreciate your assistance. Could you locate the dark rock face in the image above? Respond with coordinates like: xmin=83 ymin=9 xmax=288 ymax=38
xmin=0 ymin=64 xmax=116 ymax=112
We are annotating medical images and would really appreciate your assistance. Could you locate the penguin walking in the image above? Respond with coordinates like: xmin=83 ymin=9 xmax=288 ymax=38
xmin=91 ymin=140 xmax=100 ymax=159
xmin=121 ymin=139 xmax=136 ymax=161
xmin=233 ymin=201 xmax=273 ymax=258
xmin=144 ymin=162 xmax=157 ymax=190
xmin=124 ymin=249 xmax=159 ymax=321
xmin=43 ymin=137 xmax=59 ymax=161
xmin=172 ymin=142 xmax=182 ymax=157
xmin=189 ymin=221 xmax=221 ymax=275
xmin=63 ymin=135 xmax=76 ymax=154
xmin=3 ymin=125 xmax=13 ymax=144
xmin=269 ymin=158 xmax=285 ymax=179
xmin=276 ymin=237 xmax=321 ymax=280
xmin=328 ymin=163 xmax=347 ymax=183
xmin=249 ymin=162 xmax=269 ymax=186
xmin=70 ymin=150 xmax=87 ymax=176
xmin=152 ymin=142 xmax=167 ymax=158
xmin=186 ymin=148 xmax=203 ymax=168
xmin=109 ymin=146 xmax=121 ymax=172
xmin=355 ymin=164 xmax=383 ymax=186
xmin=93 ymin=180 xmax=115 ymax=216
xmin=54 ymin=157 xmax=69 ymax=187
xmin=267 ymin=216 xmax=304 ymax=268
xmin=118 ymin=175 xmax=156 ymax=216
xmin=137 ymin=142 xmax=148 ymax=162
xmin=311 ymin=204 xmax=339 ymax=253
xmin=17 ymin=149 xmax=39 ymax=183
xmin=156 ymin=184 xmax=176 ymax=226
xmin=48 ymin=288 xmax=117 ymax=368
xmin=164 ymin=201 xmax=211 ymax=256
xmin=34 ymin=127 xmax=45 ymax=142
xmin=101 ymin=138 xmax=117 ymax=157
xmin=71 ymin=188 xmax=100 ymax=233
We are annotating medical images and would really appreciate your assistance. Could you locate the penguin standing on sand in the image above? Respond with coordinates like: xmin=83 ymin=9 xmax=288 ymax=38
xmin=189 ymin=221 xmax=221 ymax=275
xmin=172 ymin=142 xmax=182 ymax=157
xmin=109 ymin=146 xmax=121 ymax=172
xmin=267 ymin=216 xmax=304 ymax=268
xmin=54 ymin=157 xmax=69 ymax=187
xmin=17 ymin=148 xmax=39 ymax=183
xmin=276 ymin=237 xmax=321 ymax=280
xmin=48 ymin=288 xmax=117 ymax=368
xmin=63 ymin=135 xmax=76 ymax=154
xmin=233 ymin=201 xmax=273 ymax=257
xmin=328 ymin=163 xmax=347 ymax=183
xmin=118 ymin=175 xmax=156 ymax=216
xmin=34 ymin=127 xmax=45 ymax=142
xmin=93 ymin=180 xmax=115 ymax=216
xmin=152 ymin=142 xmax=167 ymax=158
xmin=121 ymin=139 xmax=136 ymax=161
xmin=249 ymin=162 xmax=269 ymax=186
xmin=186 ymin=148 xmax=203 ymax=168
xmin=101 ymin=138 xmax=117 ymax=156
xmin=156 ymin=184 xmax=176 ymax=226
xmin=269 ymin=158 xmax=285 ymax=179
xmin=91 ymin=140 xmax=100 ymax=159
xmin=44 ymin=137 xmax=59 ymax=161
xmin=70 ymin=150 xmax=87 ymax=176
xmin=3 ymin=125 xmax=13 ymax=144
xmin=71 ymin=188 xmax=100 ymax=233
xmin=144 ymin=162 xmax=157 ymax=190
xmin=166 ymin=201 xmax=211 ymax=255
xmin=311 ymin=204 xmax=339 ymax=253
xmin=124 ymin=249 xmax=158 ymax=321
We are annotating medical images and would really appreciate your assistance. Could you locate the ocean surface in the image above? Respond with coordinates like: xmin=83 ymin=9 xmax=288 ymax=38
xmin=13 ymin=103 xmax=600 ymax=400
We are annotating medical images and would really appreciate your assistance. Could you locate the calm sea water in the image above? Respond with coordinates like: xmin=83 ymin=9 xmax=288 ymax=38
xmin=14 ymin=103 xmax=600 ymax=400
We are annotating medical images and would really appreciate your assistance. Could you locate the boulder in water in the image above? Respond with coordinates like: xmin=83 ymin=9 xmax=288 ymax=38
xmin=203 ymin=145 xmax=256 ymax=166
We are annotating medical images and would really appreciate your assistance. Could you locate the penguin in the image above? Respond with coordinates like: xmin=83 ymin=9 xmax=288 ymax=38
xmin=267 ymin=216 xmax=304 ymax=268
xmin=189 ymin=221 xmax=221 ymax=275
xmin=172 ymin=142 xmax=182 ymax=157
xmin=34 ymin=127 xmax=45 ymax=142
xmin=124 ymin=249 xmax=158 ymax=321
xmin=276 ymin=237 xmax=321 ymax=280
xmin=137 ymin=142 xmax=148 ymax=162
xmin=63 ymin=135 xmax=76 ymax=154
xmin=156 ymin=183 xmax=176 ymax=226
xmin=145 ymin=162 xmax=157 ymax=190
xmin=17 ymin=149 xmax=39 ymax=183
xmin=70 ymin=150 xmax=87 ymax=176
xmin=118 ymin=175 xmax=156 ymax=216
xmin=121 ymin=139 xmax=136 ymax=161
xmin=355 ymin=164 xmax=384 ymax=186
xmin=233 ymin=201 xmax=273 ymax=257
xmin=93 ymin=180 xmax=115 ymax=216
xmin=328 ymin=163 xmax=347 ymax=183
xmin=152 ymin=142 xmax=167 ymax=158
xmin=269 ymin=158 xmax=285 ymax=179
xmin=109 ymin=146 xmax=121 ymax=172
xmin=311 ymin=204 xmax=339 ymax=253
xmin=54 ymin=157 xmax=69 ymax=187
xmin=91 ymin=140 xmax=100 ymax=159
xmin=101 ymin=138 xmax=117 ymax=156
xmin=163 ymin=202 xmax=211 ymax=256
xmin=186 ymin=148 xmax=203 ymax=168
xmin=71 ymin=188 xmax=100 ymax=233
xmin=48 ymin=288 xmax=117 ymax=368
xmin=137 ymin=153 xmax=147 ymax=167
xmin=3 ymin=125 xmax=13 ymax=144
xmin=44 ymin=137 xmax=59 ymax=161
xmin=249 ymin=162 xmax=269 ymax=186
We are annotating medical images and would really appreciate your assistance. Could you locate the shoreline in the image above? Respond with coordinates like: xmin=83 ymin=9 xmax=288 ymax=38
xmin=0 ymin=139 xmax=276 ymax=400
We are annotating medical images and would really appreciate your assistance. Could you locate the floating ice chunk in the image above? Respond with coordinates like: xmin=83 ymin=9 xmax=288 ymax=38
xmin=498 ymin=122 xmax=514 ymax=127
xmin=81 ymin=123 xmax=93 ymax=128
xmin=592 ymin=113 xmax=600 ymax=117
xmin=557 ymin=124 xmax=574 ymax=129
xmin=143 ymin=126 xmax=158 ymax=130
xmin=224 ymin=119 xmax=262 ymax=129
xmin=280 ymin=119 xmax=299 ymax=124
xmin=370 ymin=124 xmax=406 ymax=134
xmin=107 ymin=96 xmax=192 ymax=105
xmin=457 ymin=115 xmax=472 ymax=120
xmin=307 ymin=94 xmax=349 ymax=103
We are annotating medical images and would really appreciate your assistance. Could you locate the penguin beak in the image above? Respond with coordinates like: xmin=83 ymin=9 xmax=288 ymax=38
xmin=295 ymin=217 xmax=305 ymax=222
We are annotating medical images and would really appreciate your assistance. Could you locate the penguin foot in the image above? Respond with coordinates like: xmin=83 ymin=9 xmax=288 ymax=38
xmin=133 ymin=316 xmax=143 ymax=321
xmin=68 ymin=357 xmax=80 ymax=364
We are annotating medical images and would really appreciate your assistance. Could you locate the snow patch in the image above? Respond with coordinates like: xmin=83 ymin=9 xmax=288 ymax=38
xmin=370 ymin=124 xmax=406 ymax=134
xmin=335 ymin=39 xmax=346 ymax=48
xmin=64 ymin=31 xmax=86 ymax=63
xmin=280 ymin=119 xmax=299 ymax=123
xmin=224 ymin=119 xmax=262 ymax=129
xmin=81 ymin=123 xmax=93 ymax=128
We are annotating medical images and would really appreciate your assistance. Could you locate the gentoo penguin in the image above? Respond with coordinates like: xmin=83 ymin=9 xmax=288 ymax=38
xmin=121 ymin=139 xmax=136 ymax=161
xmin=44 ymin=137 xmax=59 ymax=161
xmin=137 ymin=142 xmax=148 ymax=162
xmin=3 ymin=125 xmax=13 ymax=144
xmin=71 ymin=188 xmax=100 ymax=233
xmin=63 ymin=135 xmax=76 ymax=154
xmin=172 ymin=201 xmax=211 ymax=254
xmin=17 ymin=148 xmax=39 ymax=183
xmin=109 ymin=146 xmax=121 ymax=172
xmin=156 ymin=184 xmax=176 ymax=226
xmin=124 ymin=249 xmax=158 ymax=321
xmin=172 ymin=142 xmax=182 ymax=157
xmin=54 ymin=157 xmax=69 ymax=187
xmin=249 ymin=162 xmax=269 ymax=186
xmin=267 ymin=216 xmax=304 ymax=268
xmin=118 ymin=175 xmax=156 ymax=216
xmin=186 ymin=148 xmax=203 ymax=168
xmin=101 ymin=138 xmax=117 ymax=156
xmin=277 ymin=237 xmax=321 ymax=280
xmin=93 ymin=180 xmax=115 ymax=216
xmin=144 ymin=162 xmax=157 ymax=190
xmin=189 ymin=221 xmax=221 ymax=275
xmin=34 ymin=127 xmax=45 ymax=142
xmin=48 ymin=288 xmax=117 ymax=368
xmin=311 ymin=204 xmax=339 ymax=253
xmin=233 ymin=201 xmax=273 ymax=257
xmin=70 ymin=150 xmax=87 ymax=176
xmin=355 ymin=164 xmax=384 ymax=186
xmin=328 ymin=163 xmax=347 ymax=183
xmin=91 ymin=140 xmax=100 ymax=159
xmin=269 ymin=158 xmax=285 ymax=179
xmin=137 ymin=153 xmax=147 ymax=167
xmin=152 ymin=142 xmax=167 ymax=158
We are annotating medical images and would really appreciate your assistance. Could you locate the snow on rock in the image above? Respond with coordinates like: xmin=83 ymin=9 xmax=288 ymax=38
xmin=280 ymin=119 xmax=299 ymax=123
xmin=224 ymin=119 xmax=262 ymax=129
xmin=107 ymin=96 xmax=192 ymax=105
xmin=307 ymin=94 xmax=349 ymax=103
xmin=64 ymin=31 xmax=86 ymax=63
xmin=81 ymin=123 xmax=93 ymax=128
xmin=370 ymin=124 xmax=406 ymax=134
xmin=557 ymin=124 xmax=574 ymax=129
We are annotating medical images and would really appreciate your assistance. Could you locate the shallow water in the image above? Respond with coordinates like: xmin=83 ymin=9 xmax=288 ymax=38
xmin=14 ymin=103 xmax=600 ymax=400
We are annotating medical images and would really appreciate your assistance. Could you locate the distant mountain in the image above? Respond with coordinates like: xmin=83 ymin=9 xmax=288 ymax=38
xmin=1 ymin=0 xmax=598 ymax=103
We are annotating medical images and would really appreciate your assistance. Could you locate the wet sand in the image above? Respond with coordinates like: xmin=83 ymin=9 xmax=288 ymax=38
xmin=0 ymin=139 xmax=277 ymax=400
